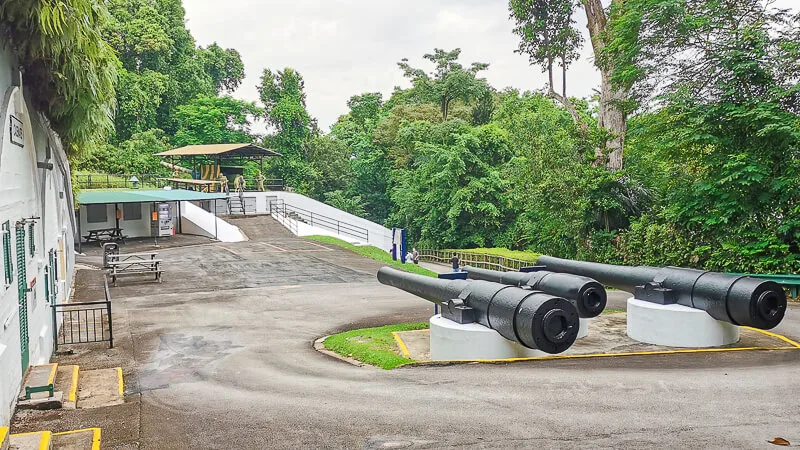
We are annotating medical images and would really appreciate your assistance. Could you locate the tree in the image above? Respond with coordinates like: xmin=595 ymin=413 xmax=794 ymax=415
xmin=397 ymin=48 xmax=490 ymax=121
xmin=172 ymin=95 xmax=262 ymax=147
xmin=198 ymin=43 xmax=245 ymax=94
xmin=258 ymin=67 xmax=313 ymax=157
xmin=510 ymin=0 xmax=583 ymax=103
xmin=509 ymin=0 xmax=629 ymax=170
xmin=0 ymin=0 xmax=119 ymax=155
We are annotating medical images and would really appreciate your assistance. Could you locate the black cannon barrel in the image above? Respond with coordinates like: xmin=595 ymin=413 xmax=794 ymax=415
xmin=462 ymin=266 xmax=607 ymax=318
xmin=536 ymin=255 xmax=787 ymax=330
xmin=377 ymin=267 xmax=579 ymax=353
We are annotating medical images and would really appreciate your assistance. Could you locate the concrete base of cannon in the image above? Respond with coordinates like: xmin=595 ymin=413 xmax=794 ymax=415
xmin=626 ymin=297 xmax=740 ymax=347
xmin=429 ymin=315 xmax=589 ymax=361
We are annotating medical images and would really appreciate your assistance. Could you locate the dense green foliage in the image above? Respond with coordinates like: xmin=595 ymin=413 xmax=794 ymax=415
xmin=75 ymin=0 xmax=253 ymax=173
xmin=0 ymin=0 xmax=119 ymax=155
xmin=29 ymin=0 xmax=798 ymax=274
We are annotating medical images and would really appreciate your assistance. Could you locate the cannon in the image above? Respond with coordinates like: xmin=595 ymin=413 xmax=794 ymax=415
xmin=377 ymin=267 xmax=579 ymax=354
xmin=536 ymin=256 xmax=786 ymax=330
xmin=462 ymin=265 xmax=607 ymax=318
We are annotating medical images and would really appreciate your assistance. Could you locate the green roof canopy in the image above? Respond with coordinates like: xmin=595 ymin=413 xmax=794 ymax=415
xmin=78 ymin=189 xmax=227 ymax=205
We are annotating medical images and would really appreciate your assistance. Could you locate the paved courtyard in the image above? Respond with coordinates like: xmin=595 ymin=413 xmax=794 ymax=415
xmin=21 ymin=216 xmax=800 ymax=449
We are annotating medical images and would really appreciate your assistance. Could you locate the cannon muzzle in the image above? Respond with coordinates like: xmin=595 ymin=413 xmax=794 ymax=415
xmin=536 ymin=256 xmax=786 ymax=329
xmin=462 ymin=266 xmax=607 ymax=318
xmin=378 ymin=267 xmax=579 ymax=354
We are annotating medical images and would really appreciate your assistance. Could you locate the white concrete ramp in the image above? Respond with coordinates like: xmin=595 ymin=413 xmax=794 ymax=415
xmin=179 ymin=201 xmax=246 ymax=242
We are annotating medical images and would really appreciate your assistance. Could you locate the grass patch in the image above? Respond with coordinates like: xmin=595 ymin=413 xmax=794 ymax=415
xmin=323 ymin=323 xmax=429 ymax=369
xmin=604 ymin=309 xmax=626 ymax=313
xmin=445 ymin=247 xmax=541 ymax=262
xmin=306 ymin=235 xmax=437 ymax=277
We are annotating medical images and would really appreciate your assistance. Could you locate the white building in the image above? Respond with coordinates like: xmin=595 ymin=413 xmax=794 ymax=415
xmin=0 ymin=47 xmax=76 ymax=427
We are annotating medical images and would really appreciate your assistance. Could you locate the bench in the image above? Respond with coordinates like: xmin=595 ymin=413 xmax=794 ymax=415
xmin=84 ymin=228 xmax=128 ymax=246
xmin=108 ymin=255 xmax=162 ymax=286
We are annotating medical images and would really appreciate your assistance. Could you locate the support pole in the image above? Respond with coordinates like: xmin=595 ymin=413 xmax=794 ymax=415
xmin=214 ymin=199 xmax=218 ymax=240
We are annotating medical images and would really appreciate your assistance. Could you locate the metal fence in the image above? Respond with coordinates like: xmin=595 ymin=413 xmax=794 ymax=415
xmin=419 ymin=249 xmax=537 ymax=272
xmin=75 ymin=173 xmax=166 ymax=190
xmin=269 ymin=200 xmax=369 ymax=241
xmin=52 ymin=277 xmax=114 ymax=350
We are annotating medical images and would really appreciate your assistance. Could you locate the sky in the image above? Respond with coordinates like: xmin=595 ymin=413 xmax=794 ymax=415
xmin=183 ymin=0 xmax=799 ymax=132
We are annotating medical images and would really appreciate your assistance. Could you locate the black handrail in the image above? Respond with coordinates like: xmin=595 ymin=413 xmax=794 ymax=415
xmin=52 ymin=277 xmax=113 ymax=350
xmin=269 ymin=200 xmax=369 ymax=241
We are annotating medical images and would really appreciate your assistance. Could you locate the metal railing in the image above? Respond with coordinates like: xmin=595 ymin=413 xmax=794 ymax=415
xmin=76 ymin=173 xmax=166 ymax=190
xmin=77 ymin=173 xmax=285 ymax=192
xmin=419 ymin=249 xmax=537 ymax=272
xmin=52 ymin=277 xmax=114 ymax=350
xmin=269 ymin=200 xmax=369 ymax=242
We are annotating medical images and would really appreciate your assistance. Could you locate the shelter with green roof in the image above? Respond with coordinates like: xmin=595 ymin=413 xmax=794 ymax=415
xmin=77 ymin=189 xmax=227 ymax=248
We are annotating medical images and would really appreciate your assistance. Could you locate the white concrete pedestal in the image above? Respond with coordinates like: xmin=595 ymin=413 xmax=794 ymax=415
xmin=428 ymin=315 xmax=590 ymax=360
xmin=429 ymin=315 xmax=546 ymax=360
xmin=577 ymin=318 xmax=590 ymax=339
xmin=626 ymin=297 xmax=740 ymax=347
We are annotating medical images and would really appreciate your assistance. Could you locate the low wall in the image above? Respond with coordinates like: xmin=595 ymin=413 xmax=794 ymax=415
xmin=250 ymin=191 xmax=392 ymax=250
xmin=181 ymin=201 xmax=246 ymax=242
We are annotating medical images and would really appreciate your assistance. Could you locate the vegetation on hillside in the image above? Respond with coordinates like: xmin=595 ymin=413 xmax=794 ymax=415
xmin=7 ymin=0 xmax=797 ymax=274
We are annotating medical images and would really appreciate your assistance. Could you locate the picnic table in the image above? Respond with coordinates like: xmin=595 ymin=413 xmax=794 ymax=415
xmin=107 ymin=251 xmax=162 ymax=286
xmin=84 ymin=228 xmax=127 ymax=245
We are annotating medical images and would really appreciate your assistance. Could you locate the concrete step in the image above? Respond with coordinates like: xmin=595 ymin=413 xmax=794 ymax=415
xmin=21 ymin=364 xmax=57 ymax=400
xmin=53 ymin=365 xmax=80 ymax=410
xmin=77 ymin=368 xmax=124 ymax=409
xmin=51 ymin=428 xmax=100 ymax=450
xmin=1 ymin=426 xmax=9 ymax=450
xmin=8 ymin=431 xmax=51 ymax=450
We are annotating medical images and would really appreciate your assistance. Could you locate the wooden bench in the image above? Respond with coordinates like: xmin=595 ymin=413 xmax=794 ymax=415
xmin=108 ymin=253 xmax=162 ymax=286
xmin=84 ymin=228 xmax=128 ymax=246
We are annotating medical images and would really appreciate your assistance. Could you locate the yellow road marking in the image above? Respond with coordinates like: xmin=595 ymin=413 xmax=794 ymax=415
xmin=10 ymin=431 xmax=52 ymax=450
xmin=38 ymin=431 xmax=50 ymax=450
xmin=392 ymin=332 xmax=410 ymax=358
xmin=410 ymin=346 xmax=798 ymax=366
xmin=53 ymin=428 xmax=101 ymax=450
xmin=744 ymin=326 xmax=800 ymax=349
xmin=69 ymin=365 xmax=79 ymax=403
xmin=46 ymin=363 xmax=58 ymax=386
xmin=0 ymin=427 xmax=8 ymax=446
xmin=117 ymin=368 xmax=124 ymax=396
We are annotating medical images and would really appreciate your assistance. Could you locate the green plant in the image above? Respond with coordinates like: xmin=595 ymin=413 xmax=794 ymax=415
xmin=323 ymin=322 xmax=429 ymax=370
xmin=0 ymin=0 xmax=119 ymax=155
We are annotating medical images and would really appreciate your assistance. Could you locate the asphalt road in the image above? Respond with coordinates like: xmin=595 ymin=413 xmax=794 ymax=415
xmin=87 ymin=216 xmax=800 ymax=449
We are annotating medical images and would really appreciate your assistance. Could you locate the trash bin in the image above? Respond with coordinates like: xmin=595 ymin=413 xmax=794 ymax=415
xmin=103 ymin=242 xmax=119 ymax=268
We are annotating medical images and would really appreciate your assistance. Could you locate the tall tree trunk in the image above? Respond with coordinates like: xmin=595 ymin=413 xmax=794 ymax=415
xmin=582 ymin=0 xmax=628 ymax=171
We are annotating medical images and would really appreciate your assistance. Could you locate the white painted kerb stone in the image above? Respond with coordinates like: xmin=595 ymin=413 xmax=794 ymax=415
xmin=626 ymin=297 xmax=740 ymax=347
xmin=429 ymin=315 xmax=548 ymax=360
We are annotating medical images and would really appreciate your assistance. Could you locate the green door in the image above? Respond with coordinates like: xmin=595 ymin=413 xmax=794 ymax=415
xmin=16 ymin=225 xmax=29 ymax=374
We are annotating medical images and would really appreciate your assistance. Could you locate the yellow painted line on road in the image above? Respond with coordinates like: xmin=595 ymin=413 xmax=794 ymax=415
xmin=39 ymin=431 xmax=50 ymax=450
xmin=46 ymin=363 xmax=58 ymax=386
xmin=410 ymin=346 xmax=799 ymax=366
xmin=744 ymin=326 xmax=800 ymax=349
xmin=54 ymin=428 xmax=101 ymax=450
xmin=11 ymin=431 xmax=52 ymax=450
xmin=0 ymin=427 xmax=8 ymax=446
xmin=69 ymin=365 xmax=79 ymax=403
xmin=392 ymin=332 xmax=410 ymax=358
xmin=117 ymin=368 xmax=124 ymax=396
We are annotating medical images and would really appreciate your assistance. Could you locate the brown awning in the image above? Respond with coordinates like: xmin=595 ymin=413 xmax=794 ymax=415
xmin=155 ymin=143 xmax=281 ymax=158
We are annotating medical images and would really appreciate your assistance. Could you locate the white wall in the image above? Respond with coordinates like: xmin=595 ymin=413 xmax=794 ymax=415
xmin=0 ymin=47 xmax=75 ymax=427
xmin=249 ymin=191 xmax=393 ymax=250
xmin=180 ymin=201 xmax=245 ymax=242
xmin=78 ymin=202 xmax=178 ymax=242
